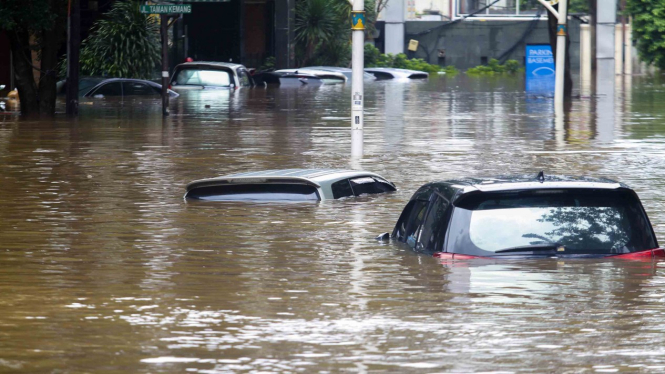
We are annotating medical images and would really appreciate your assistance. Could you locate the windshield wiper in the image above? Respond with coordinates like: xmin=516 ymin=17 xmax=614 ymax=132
xmin=495 ymin=244 xmax=562 ymax=254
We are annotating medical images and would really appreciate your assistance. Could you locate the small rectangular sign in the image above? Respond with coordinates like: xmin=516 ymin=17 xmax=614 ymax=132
xmin=525 ymin=44 xmax=555 ymax=95
xmin=140 ymin=4 xmax=192 ymax=14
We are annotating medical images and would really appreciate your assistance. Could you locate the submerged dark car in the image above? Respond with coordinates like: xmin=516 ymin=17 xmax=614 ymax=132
xmin=57 ymin=77 xmax=178 ymax=98
xmin=387 ymin=174 xmax=665 ymax=260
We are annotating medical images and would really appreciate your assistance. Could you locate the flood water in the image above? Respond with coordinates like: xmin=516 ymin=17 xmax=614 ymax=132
xmin=2 ymin=75 xmax=665 ymax=373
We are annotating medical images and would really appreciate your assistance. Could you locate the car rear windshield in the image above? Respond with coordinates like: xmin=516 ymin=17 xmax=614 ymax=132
xmin=447 ymin=189 xmax=657 ymax=256
xmin=173 ymin=68 xmax=232 ymax=87
xmin=186 ymin=183 xmax=319 ymax=201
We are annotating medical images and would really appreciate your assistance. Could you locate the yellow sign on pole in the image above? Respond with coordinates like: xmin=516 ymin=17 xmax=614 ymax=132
xmin=408 ymin=39 xmax=419 ymax=52
xmin=351 ymin=11 xmax=365 ymax=30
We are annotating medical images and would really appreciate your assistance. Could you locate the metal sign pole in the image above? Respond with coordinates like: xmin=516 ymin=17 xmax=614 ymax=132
xmin=351 ymin=1 xmax=365 ymax=157
xmin=537 ymin=0 xmax=567 ymax=115
xmin=161 ymin=14 xmax=170 ymax=116
xmin=554 ymin=0 xmax=567 ymax=116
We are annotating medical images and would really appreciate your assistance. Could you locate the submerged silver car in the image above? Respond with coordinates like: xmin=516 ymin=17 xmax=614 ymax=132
xmin=185 ymin=169 xmax=396 ymax=201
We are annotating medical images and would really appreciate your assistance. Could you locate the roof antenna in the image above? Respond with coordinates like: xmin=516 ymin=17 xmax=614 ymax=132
xmin=537 ymin=170 xmax=545 ymax=183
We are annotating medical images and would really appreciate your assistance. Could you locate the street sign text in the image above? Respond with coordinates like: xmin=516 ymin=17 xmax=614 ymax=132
xmin=140 ymin=5 xmax=192 ymax=14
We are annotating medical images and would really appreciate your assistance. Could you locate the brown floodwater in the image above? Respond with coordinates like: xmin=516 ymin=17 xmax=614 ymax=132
xmin=2 ymin=75 xmax=665 ymax=373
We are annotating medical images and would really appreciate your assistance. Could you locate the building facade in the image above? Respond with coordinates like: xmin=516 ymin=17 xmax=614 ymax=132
xmin=176 ymin=0 xmax=295 ymax=69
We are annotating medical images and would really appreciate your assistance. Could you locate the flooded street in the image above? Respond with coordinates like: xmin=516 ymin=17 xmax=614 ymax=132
xmin=2 ymin=76 xmax=665 ymax=373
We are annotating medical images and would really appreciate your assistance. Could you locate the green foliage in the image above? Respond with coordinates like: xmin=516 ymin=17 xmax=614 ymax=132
xmin=0 ymin=0 xmax=62 ymax=32
xmin=363 ymin=44 xmax=457 ymax=74
xmin=259 ymin=56 xmax=276 ymax=71
xmin=294 ymin=0 xmax=380 ymax=66
xmin=568 ymin=0 xmax=590 ymax=13
xmin=627 ymin=0 xmax=665 ymax=70
xmin=519 ymin=0 xmax=588 ymax=14
xmin=295 ymin=0 xmax=345 ymax=65
xmin=76 ymin=0 xmax=161 ymax=78
xmin=466 ymin=59 xmax=523 ymax=75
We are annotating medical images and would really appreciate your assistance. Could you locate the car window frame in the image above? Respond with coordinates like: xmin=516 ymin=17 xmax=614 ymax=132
xmin=331 ymin=179 xmax=354 ymax=199
xmin=416 ymin=191 xmax=451 ymax=253
xmin=87 ymin=81 xmax=123 ymax=97
xmin=348 ymin=176 xmax=396 ymax=197
xmin=122 ymin=81 xmax=160 ymax=96
xmin=401 ymin=199 xmax=430 ymax=249
xmin=237 ymin=68 xmax=253 ymax=87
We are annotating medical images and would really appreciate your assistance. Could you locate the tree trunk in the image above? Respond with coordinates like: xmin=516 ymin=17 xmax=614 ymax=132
xmin=547 ymin=6 xmax=573 ymax=99
xmin=38 ymin=28 xmax=60 ymax=118
xmin=9 ymin=30 xmax=40 ymax=118
xmin=38 ymin=0 xmax=67 ymax=118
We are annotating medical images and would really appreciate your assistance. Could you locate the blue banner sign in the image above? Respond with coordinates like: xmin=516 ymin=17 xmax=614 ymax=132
xmin=525 ymin=44 xmax=555 ymax=95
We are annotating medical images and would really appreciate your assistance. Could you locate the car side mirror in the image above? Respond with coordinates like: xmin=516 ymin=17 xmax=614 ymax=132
xmin=375 ymin=232 xmax=390 ymax=241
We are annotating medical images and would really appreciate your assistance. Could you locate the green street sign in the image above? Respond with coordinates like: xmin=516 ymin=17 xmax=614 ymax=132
xmin=140 ymin=4 xmax=192 ymax=14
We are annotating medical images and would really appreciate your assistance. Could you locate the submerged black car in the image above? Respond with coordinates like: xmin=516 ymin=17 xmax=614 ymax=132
xmin=387 ymin=173 xmax=664 ymax=259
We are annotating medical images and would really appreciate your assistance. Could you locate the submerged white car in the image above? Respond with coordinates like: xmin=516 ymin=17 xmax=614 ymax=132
xmin=170 ymin=62 xmax=255 ymax=90
xmin=364 ymin=68 xmax=429 ymax=80
xmin=185 ymin=169 xmax=396 ymax=201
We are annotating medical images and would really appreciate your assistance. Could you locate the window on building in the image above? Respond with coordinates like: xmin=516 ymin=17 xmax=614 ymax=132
xmin=457 ymin=0 xmax=543 ymax=17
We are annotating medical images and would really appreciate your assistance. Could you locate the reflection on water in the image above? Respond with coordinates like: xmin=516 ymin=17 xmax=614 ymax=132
xmin=2 ymin=76 xmax=665 ymax=372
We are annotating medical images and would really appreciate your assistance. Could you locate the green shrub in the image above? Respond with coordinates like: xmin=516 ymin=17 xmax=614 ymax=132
xmin=627 ymin=0 xmax=665 ymax=70
xmin=466 ymin=59 xmax=523 ymax=76
xmin=363 ymin=44 xmax=457 ymax=75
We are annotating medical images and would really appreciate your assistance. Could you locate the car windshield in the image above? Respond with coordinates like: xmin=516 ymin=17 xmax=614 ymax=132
xmin=447 ymin=189 xmax=657 ymax=256
xmin=174 ymin=69 xmax=232 ymax=87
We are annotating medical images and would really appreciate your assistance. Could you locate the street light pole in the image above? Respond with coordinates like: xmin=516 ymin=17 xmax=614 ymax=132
xmin=351 ymin=0 xmax=365 ymax=157
xmin=537 ymin=0 xmax=567 ymax=115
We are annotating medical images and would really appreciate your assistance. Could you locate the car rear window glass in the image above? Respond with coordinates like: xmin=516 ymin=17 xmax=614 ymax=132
xmin=331 ymin=179 xmax=354 ymax=199
xmin=349 ymin=177 xmax=396 ymax=196
xmin=449 ymin=189 xmax=657 ymax=255
xmin=123 ymin=82 xmax=159 ymax=96
xmin=186 ymin=183 xmax=319 ymax=201
xmin=91 ymin=82 xmax=122 ymax=96
xmin=174 ymin=69 xmax=232 ymax=87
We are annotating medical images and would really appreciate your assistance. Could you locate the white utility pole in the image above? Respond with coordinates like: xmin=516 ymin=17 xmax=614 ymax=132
xmin=537 ymin=0 xmax=567 ymax=115
xmin=351 ymin=0 xmax=365 ymax=157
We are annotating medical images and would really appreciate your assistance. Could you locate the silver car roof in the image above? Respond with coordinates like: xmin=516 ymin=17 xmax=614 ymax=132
xmin=364 ymin=68 xmax=429 ymax=76
xmin=175 ymin=61 xmax=245 ymax=70
xmin=185 ymin=169 xmax=393 ymax=199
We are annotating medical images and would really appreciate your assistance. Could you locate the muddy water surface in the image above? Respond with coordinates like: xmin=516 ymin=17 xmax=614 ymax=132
xmin=2 ymin=76 xmax=665 ymax=373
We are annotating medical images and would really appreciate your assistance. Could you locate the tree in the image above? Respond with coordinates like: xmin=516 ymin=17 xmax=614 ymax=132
xmin=294 ymin=0 xmax=341 ymax=65
xmin=626 ymin=0 xmax=665 ymax=70
xmin=77 ymin=0 xmax=160 ymax=78
xmin=0 ymin=0 xmax=68 ymax=118
xmin=294 ymin=0 xmax=383 ymax=67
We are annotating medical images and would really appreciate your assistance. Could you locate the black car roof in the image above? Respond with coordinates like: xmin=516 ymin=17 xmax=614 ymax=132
xmin=411 ymin=174 xmax=629 ymax=201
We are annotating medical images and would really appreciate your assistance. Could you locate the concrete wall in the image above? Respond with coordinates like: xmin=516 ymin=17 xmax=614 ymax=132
xmin=404 ymin=18 xmax=581 ymax=71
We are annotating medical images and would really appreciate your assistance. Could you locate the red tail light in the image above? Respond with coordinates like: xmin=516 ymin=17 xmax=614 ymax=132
xmin=433 ymin=252 xmax=483 ymax=260
xmin=168 ymin=85 xmax=172 ymax=89
xmin=611 ymin=248 xmax=665 ymax=260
